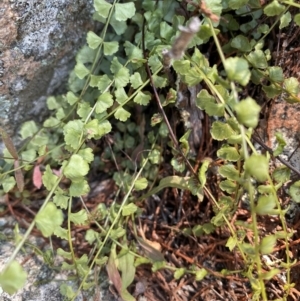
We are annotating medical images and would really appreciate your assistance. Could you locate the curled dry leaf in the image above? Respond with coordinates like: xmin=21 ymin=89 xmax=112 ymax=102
xmin=0 ymin=126 xmax=18 ymax=160
xmin=33 ymin=165 xmax=43 ymax=189
xmin=14 ymin=160 xmax=24 ymax=192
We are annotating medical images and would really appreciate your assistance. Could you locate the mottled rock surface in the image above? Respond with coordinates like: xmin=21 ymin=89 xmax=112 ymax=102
xmin=0 ymin=216 xmax=117 ymax=301
xmin=0 ymin=0 xmax=95 ymax=141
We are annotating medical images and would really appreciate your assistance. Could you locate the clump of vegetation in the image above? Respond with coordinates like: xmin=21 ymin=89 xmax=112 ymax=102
xmin=1 ymin=0 xmax=300 ymax=300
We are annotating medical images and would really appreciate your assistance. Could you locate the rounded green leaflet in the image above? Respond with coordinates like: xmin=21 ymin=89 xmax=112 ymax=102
xmin=235 ymin=97 xmax=261 ymax=128
xmin=224 ymin=57 xmax=250 ymax=86
xmin=87 ymin=31 xmax=102 ymax=49
xmin=64 ymin=154 xmax=89 ymax=183
xmin=115 ymin=2 xmax=136 ymax=21
xmin=0 ymin=261 xmax=27 ymax=295
xmin=36 ymin=203 xmax=64 ymax=237
xmin=245 ymin=154 xmax=269 ymax=182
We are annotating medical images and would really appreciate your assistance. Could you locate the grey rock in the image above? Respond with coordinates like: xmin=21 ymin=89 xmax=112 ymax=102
xmin=0 ymin=0 xmax=96 ymax=143
xmin=0 ymin=222 xmax=117 ymax=301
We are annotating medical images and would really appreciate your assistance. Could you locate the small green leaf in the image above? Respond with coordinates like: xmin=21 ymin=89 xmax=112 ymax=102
xmin=134 ymin=178 xmax=148 ymax=191
xmin=0 ymin=261 xmax=27 ymax=295
xmin=211 ymin=121 xmax=236 ymax=141
xmin=222 ymin=14 xmax=239 ymax=30
xmin=78 ymin=147 xmax=94 ymax=163
xmin=152 ymin=261 xmax=166 ymax=272
xmin=96 ymin=92 xmax=114 ymax=114
xmin=56 ymin=108 xmax=65 ymax=120
xmin=2 ymin=176 xmax=16 ymax=193
xmin=130 ymin=72 xmax=143 ymax=89
xmin=160 ymin=21 xmax=174 ymax=40
xmin=115 ymin=67 xmax=130 ymax=88
xmin=261 ymin=269 xmax=280 ymax=280
xmin=272 ymin=166 xmax=290 ymax=183
xmin=140 ymin=176 xmax=203 ymax=201
xmin=196 ymin=89 xmax=224 ymax=117
xmin=273 ymin=132 xmax=286 ymax=156
xmin=247 ymin=50 xmax=268 ymax=69
xmin=54 ymin=226 xmax=68 ymax=240
xmin=224 ymin=57 xmax=250 ymax=86
xmin=241 ymin=242 xmax=255 ymax=256
xmin=114 ymin=107 xmax=131 ymax=121
xmin=110 ymin=13 xmax=127 ymax=35
xmin=260 ymin=235 xmax=276 ymax=255
xmin=43 ymin=117 xmax=60 ymax=127
xmin=63 ymin=120 xmax=84 ymax=150
xmin=85 ymin=229 xmax=98 ymax=245
xmin=90 ymin=75 xmax=112 ymax=92
xmin=124 ymin=41 xmax=143 ymax=61
xmin=256 ymin=195 xmax=277 ymax=215
xmin=115 ymin=2 xmax=136 ymax=21
xmin=229 ymin=0 xmax=249 ymax=9
xmin=217 ymin=145 xmax=240 ymax=162
xmin=226 ymin=236 xmax=237 ymax=251
xmin=85 ymin=119 xmax=99 ymax=139
xmin=219 ymin=164 xmax=239 ymax=181
xmin=64 ymin=154 xmax=89 ymax=182
xmin=133 ymin=91 xmax=151 ymax=106
xmin=198 ymin=159 xmax=211 ymax=188
xmin=42 ymin=165 xmax=59 ymax=191
xmin=76 ymin=45 xmax=96 ymax=63
xmin=70 ymin=210 xmax=88 ymax=225
xmin=280 ymin=11 xmax=291 ymax=29
xmin=94 ymin=0 xmax=112 ymax=18
xmin=60 ymin=284 xmax=76 ymax=299
xmin=245 ymin=155 xmax=269 ymax=182
xmin=184 ymin=68 xmax=203 ymax=86
xmin=149 ymin=149 xmax=161 ymax=165
xmin=74 ymin=63 xmax=89 ymax=79
xmin=110 ymin=227 xmax=126 ymax=239
xmin=264 ymin=0 xmax=285 ymax=16
xmin=284 ymin=77 xmax=300 ymax=95
xmin=148 ymin=54 xmax=163 ymax=73
xmin=289 ymin=181 xmax=300 ymax=203
xmin=262 ymin=84 xmax=282 ymax=98
xmin=294 ymin=13 xmax=300 ymax=26
xmin=235 ymin=97 xmax=261 ymax=128
xmin=115 ymin=87 xmax=128 ymax=104
xmin=174 ymin=268 xmax=186 ymax=280
xmin=118 ymin=252 xmax=135 ymax=290
xmin=269 ymin=66 xmax=284 ymax=83
xmin=53 ymin=194 xmax=69 ymax=210
xmin=231 ymin=35 xmax=251 ymax=52
xmin=171 ymin=157 xmax=185 ymax=173
xmin=110 ymin=57 xmax=123 ymax=74
xmin=195 ymin=269 xmax=208 ymax=281
xmin=173 ymin=60 xmax=190 ymax=75
xmin=77 ymin=102 xmax=91 ymax=120
xmin=103 ymin=41 xmax=119 ymax=56
xmin=152 ymin=75 xmax=168 ymax=88
xmin=66 ymin=91 xmax=78 ymax=105
xmin=122 ymin=203 xmax=138 ymax=216
xmin=46 ymin=96 xmax=60 ymax=110
xmin=36 ymin=203 xmax=64 ymax=237
xmin=97 ymin=120 xmax=112 ymax=138
xmin=57 ymin=248 xmax=72 ymax=260
xmin=220 ymin=180 xmax=236 ymax=193
xmin=20 ymin=121 xmax=38 ymax=139
xmin=69 ymin=179 xmax=90 ymax=197
xmin=87 ymin=31 xmax=102 ymax=49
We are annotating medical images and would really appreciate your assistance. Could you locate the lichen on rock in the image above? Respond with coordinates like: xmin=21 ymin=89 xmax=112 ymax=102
xmin=0 ymin=0 xmax=95 ymax=144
